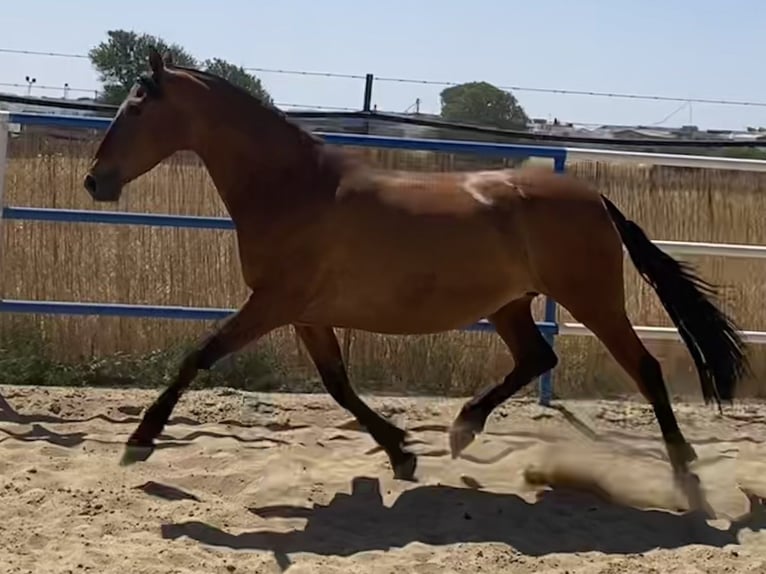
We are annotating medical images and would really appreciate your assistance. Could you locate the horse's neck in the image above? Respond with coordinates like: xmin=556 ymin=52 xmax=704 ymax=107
xmin=193 ymin=112 xmax=336 ymax=219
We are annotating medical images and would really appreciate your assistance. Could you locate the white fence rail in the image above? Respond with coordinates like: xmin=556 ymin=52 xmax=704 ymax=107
xmin=567 ymin=147 xmax=766 ymax=172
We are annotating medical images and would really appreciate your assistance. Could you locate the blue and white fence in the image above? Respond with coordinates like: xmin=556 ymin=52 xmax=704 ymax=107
xmin=2 ymin=110 xmax=766 ymax=405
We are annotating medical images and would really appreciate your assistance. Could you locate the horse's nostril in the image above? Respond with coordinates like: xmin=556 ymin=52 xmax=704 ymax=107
xmin=84 ymin=174 xmax=96 ymax=194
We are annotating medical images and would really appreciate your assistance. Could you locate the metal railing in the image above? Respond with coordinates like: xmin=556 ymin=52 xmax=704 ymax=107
xmin=2 ymin=110 xmax=766 ymax=405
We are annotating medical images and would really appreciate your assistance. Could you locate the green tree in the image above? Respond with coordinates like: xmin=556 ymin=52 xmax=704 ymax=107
xmin=202 ymin=58 xmax=273 ymax=104
xmin=88 ymin=30 xmax=273 ymax=107
xmin=440 ymin=81 xmax=529 ymax=130
xmin=88 ymin=30 xmax=197 ymax=104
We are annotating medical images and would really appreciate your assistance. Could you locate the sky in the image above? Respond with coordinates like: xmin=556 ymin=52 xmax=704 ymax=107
xmin=1 ymin=0 xmax=765 ymax=130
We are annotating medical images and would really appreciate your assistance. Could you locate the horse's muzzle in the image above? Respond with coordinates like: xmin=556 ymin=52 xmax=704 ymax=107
xmin=83 ymin=170 xmax=122 ymax=202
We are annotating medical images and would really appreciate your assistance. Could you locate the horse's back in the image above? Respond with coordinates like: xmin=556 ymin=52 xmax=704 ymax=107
xmin=294 ymin=162 xmax=622 ymax=333
xmin=334 ymin=165 xmax=523 ymax=214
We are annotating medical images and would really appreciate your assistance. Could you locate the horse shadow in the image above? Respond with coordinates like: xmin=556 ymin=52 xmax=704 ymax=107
xmin=161 ymin=476 xmax=766 ymax=560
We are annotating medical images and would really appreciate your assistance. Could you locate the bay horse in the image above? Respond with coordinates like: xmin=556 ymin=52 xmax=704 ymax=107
xmin=83 ymin=48 xmax=748 ymax=506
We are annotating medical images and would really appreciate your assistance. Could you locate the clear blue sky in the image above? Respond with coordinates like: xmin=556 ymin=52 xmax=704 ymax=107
xmin=2 ymin=0 xmax=765 ymax=130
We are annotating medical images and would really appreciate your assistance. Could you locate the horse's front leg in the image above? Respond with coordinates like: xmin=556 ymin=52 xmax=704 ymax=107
xmin=294 ymin=324 xmax=417 ymax=481
xmin=120 ymin=288 xmax=291 ymax=465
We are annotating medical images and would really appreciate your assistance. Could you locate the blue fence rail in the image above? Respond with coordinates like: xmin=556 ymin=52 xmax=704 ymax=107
xmin=0 ymin=110 xmax=567 ymax=404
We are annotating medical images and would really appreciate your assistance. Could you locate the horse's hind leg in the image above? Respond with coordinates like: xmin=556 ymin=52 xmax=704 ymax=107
xmin=566 ymin=304 xmax=697 ymax=474
xmin=450 ymin=295 xmax=558 ymax=457
xmin=564 ymin=302 xmax=714 ymax=513
xmin=547 ymin=246 xmax=704 ymax=499
xmin=294 ymin=324 xmax=417 ymax=481
xmin=450 ymin=291 xmax=696 ymax=473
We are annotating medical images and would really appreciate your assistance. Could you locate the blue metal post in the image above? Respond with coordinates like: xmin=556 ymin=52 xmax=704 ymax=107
xmin=538 ymin=296 xmax=557 ymax=406
xmin=0 ymin=115 xmax=8 ymax=311
xmin=537 ymin=155 xmax=568 ymax=406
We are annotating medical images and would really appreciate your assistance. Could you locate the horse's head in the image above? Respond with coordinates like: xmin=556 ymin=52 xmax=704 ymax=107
xmin=84 ymin=47 xmax=194 ymax=202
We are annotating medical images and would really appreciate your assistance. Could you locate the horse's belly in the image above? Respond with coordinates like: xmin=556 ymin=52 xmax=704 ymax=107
xmin=300 ymin=264 xmax=534 ymax=334
xmin=297 ymin=208 xmax=535 ymax=333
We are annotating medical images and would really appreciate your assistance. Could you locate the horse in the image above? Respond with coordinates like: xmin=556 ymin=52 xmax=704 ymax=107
xmin=83 ymin=48 xmax=748 ymax=507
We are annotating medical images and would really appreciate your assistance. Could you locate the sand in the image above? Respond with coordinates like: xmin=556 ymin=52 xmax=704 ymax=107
xmin=1 ymin=384 xmax=765 ymax=574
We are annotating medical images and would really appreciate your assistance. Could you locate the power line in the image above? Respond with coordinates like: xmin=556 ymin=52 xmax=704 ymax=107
xmin=0 ymin=47 xmax=88 ymax=59
xmin=244 ymin=66 xmax=365 ymax=80
xmin=3 ymin=46 xmax=766 ymax=109
xmin=277 ymin=103 xmax=358 ymax=111
xmin=0 ymin=48 xmax=365 ymax=79
xmin=373 ymin=75 xmax=766 ymax=108
xmin=0 ymin=85 xmax=356 ymax=112
xmin=650 ymin=101 xmax=692 ymax=126
xmin=0 ymin=81 xmax=95 ymax=94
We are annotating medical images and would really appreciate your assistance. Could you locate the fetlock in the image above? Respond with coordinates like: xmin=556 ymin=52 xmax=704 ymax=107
xmin=457 ymin=403 xmax=489 ymax=434
xmin=666 ymin=436 xmax=697 ymax=475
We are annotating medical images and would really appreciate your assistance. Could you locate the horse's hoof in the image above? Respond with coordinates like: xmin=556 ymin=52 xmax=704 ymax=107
xmin=678 ymin=441 xmax=698 ymax=464
xmin=449 ymin=416 xmax=481 ymax=459
xmin=667 ymin=440 xmax=698 ymax=475
xmin=120 ymin=442 xmax=155 ymax=466
xmin=392 ymin=451 xmax=418 ymax=482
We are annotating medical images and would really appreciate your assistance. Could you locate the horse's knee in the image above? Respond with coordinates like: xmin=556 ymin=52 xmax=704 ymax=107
xmin=183 ymin=334 xmax=227 ymax=372
xmin=518 ymin=341 xmax=558 ymax=380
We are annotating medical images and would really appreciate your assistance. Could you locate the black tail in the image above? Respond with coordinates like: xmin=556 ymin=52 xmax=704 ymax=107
xmin=601 ymin=194 xmax=749 ymax=409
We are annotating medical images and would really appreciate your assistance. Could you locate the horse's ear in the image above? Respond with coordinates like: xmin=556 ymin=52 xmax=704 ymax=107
xmin=162 ymin=51 xmax=174 ymax=67
xmin=148 ymin=46 xmax=165 ymax=76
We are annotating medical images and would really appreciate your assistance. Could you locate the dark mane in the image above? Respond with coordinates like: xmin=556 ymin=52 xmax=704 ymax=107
xmin=153 ymin=64 xmax=335 ymax=170
xmin=171 ymin=65 xmax=290 ymax=119
xmin=168 ymin=64 xmax=324 ymax=148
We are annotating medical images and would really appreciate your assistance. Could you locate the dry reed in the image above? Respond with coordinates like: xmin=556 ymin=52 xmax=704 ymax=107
xmin=2 ymin=129 xmax=766 ymax=399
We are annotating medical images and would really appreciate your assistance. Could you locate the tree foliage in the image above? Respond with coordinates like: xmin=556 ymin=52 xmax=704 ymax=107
xmin=88 ymin=29 xmax=272 ymax=105
xmin=88 ymin=30 xmax=197 ymax=104
xmin=440 ymin=81 xmax=529 ymax=130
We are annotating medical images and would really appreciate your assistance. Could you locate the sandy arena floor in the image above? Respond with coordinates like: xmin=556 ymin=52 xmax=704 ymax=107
xmin=1 ymin=384 xmax=765 ymax=574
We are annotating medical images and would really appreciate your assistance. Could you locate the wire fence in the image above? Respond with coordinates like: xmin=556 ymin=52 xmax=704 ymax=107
xmin=4 ymin=47 xmax=766 ymax=109
xmin=3 ymin=46 xmax=766 ymax=146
